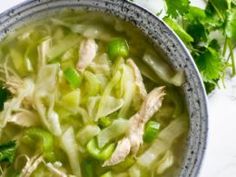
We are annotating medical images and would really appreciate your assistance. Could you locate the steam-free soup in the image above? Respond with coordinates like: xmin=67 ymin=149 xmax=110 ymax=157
xmin=0 ymin=11 xmax=188 ymax=177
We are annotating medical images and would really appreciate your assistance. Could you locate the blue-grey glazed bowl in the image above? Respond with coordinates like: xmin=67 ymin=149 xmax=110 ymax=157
xmin=0 ymin=0 xmax=208 ymax=177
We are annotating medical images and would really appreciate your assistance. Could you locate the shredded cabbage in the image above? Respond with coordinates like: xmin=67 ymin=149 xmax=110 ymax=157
xmin=95 ymin=71 xmax=121 ymax=121
xmin=60 ymin=127 xmax=82 ymax=177
xmin=51 ymin=19 xmax=114 ymax=41
xmin=47 ymin=34 xmax=81 ymax=61
xmin=137 ymin=118 xmax=187 ymax=167
xmin=156 ymin=150 xmax=174 ymax=175
xmin=143 ymin=53 xmax=185 ymax=86
xmin=97 ymin=118 xmax=129 ymax=148
xmin=34 ymin=64 xmax=62 ymax=136
xmin=76 ymin=125 xmax=101 ymax=146
xmin=118 ymin=65 xmax=135 ymax=118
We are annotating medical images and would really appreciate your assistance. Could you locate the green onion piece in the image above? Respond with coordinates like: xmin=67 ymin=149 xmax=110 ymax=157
xmin=63 ymin=67 xmax=82 ymax=88
xmin=107 ymin=38 xmax=129 ymax=59
xmin=23 ymin=128 xmax=55 ymax=161
xmin=98 ymin=117 xmax=112 ymax=128
xmin=86 ymin=138 xmax=115 ymax=160
xmin=100 ymin=171 xmax=112 ymax=177
xmin=143 ymin=121 xmax=160 ymax=143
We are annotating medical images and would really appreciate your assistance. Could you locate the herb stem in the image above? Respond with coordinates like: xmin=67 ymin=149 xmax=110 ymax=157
xmin=228 ymin=39 xmax=236 ymax=75
xmin=209 ymin=1 xmax=224 ymax=21
xmin=223 ymin=38 xmax=228 ymax=57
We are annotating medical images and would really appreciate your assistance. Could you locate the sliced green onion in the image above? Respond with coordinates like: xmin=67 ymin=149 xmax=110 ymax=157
xmin=107 ymin=38 xmax=129 ymax=59
xmin=143 ymin=121 xmax=160 ymax=143
xmin=100 ymin=171 xmax=112 ymax=177
xmin=63 ymin=67 xmax=82 ymax=88
xmin=86 ymin=138 xmax=115 ymax=160
xmin=98 ymin=117 xmax=112 ymax=128
xmin=23 ymin=128 xmax=55 ymax=161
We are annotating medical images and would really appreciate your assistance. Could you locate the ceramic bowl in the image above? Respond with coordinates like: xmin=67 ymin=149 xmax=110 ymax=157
xmin=0 ymin=0 xmax=208 ymax=177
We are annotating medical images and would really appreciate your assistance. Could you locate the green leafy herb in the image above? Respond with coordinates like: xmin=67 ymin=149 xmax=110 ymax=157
xmin=163 ymin=0 xmax=236 ymax=93
xmin=0 ymin=141 xmax=17 ymax=164
xmin=0 ymin=86 xmax=11 ymax=111
xmin=165 ymin=0 xmax=190 ymax=17
xmin=194 ymin=47 xmax=224 ymax=82
xmin=225 ymin=8 xmax=236 ymax=39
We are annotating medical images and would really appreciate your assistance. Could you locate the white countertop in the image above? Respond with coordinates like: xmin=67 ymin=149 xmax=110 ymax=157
xmin=1 ymin=1 xmax=236 ymax=177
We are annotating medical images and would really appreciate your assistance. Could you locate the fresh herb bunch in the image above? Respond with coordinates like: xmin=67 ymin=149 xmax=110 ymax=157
xmin=163 ymin=0 xmax=236 ymax=93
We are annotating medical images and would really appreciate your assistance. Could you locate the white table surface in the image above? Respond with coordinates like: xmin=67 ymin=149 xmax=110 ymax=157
xmin=1 ymin=1 xmax=236 ymax=177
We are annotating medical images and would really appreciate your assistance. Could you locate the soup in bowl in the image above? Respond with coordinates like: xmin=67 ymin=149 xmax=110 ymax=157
xmin=0 ymin=1 xmax=208 ymax=177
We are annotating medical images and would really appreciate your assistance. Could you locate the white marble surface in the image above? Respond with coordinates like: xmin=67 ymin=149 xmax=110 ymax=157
xmin=1 ymin=1 xmax=236 ymax=177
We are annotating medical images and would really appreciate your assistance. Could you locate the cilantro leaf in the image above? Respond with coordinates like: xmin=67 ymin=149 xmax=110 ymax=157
xmin=225 ymin=8 xmax=236 ymax=39
xmin=209 ymin=39 xmax=221 ymax=51
xmin=186 ymin=6 xmax=206 ymax=22
xmin=187 ymin=23 xmax=208 ymax=44
xmin=204 ymin=81 xmax=218 ymax=94
xmin=163 ymin=17 xmax=193 ymax=44
xmin=194 ymin=47 xmax=224 ymax=82
xmin=207 ymin=0 xmax=228 ymax=19
xmin=0 ymin=86 xmax=11 ymax=111
xmin=0 ymin=141 xmax=17 ymax=164
xmin=165 ymin=0 xmax=190 ymax=17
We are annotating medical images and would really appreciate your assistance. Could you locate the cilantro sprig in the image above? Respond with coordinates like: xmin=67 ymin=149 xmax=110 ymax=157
xmin=163 ymin=0 xmax=236 ymax=93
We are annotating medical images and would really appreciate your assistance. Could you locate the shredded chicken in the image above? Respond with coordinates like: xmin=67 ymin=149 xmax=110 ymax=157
xmin=0 ymin=79 xmax=35 ymax=129
xmin=103 ymin=87 xmax=165 ymax=166
xmin=45 ymin=162 xmax=68 ymax=177
xmin=127 ymin=59 xmax=147 ymax=99
xmin=103 ymin=137 xmax=131 ymax=167
xmin=20 ymin=155 xmax=43 ymax=177
xmin=76 ymin=38 xmax=98 ymax=72
xmin=5 ymin=76 xmax=23 ymax=95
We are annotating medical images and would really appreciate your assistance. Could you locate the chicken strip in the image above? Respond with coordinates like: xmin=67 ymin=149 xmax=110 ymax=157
xmin=45 ymin=162 xmax=68 ymax=177
xmin=103 ymin=87 xmax=165 ymax=166
xmin=103 ymin=137 xmax=131 ymax=167
xmin=20 ymin=155 xmax=43 ymax=177
xmin=129 ymin=87 xmax=165 ymax=154
xmin=76 ymin=38 xmax=98 ymax=72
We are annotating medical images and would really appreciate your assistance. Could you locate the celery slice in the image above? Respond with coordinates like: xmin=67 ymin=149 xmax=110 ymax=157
xmin=63 ymin=67 xmax=82 ymax=88
xmin=87 ymin=138 xmax=115 ymax=160
xmin=143 ymin=121 xmax=160 ymax=143
xmin=107 ymin=38 xmax=129 ymax=60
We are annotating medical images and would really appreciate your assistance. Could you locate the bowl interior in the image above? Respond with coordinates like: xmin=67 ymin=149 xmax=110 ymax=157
xmin=0 ymin=0 xmax=208 ymax=177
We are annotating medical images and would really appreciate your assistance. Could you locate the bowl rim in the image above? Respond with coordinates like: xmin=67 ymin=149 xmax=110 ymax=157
xmin=0 ymin=0 xmax=208 ymax=177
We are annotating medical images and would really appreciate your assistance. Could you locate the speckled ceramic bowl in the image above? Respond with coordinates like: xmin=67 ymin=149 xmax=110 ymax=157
xmin=0 ymin=0 xmax=208 ymax=177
